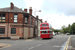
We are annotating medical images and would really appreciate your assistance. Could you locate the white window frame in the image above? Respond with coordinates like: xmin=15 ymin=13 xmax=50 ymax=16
xmin=14 ymin=14 xmax=18 ymax=23
xmin=25 ymin=17 xmax=27 ymax=23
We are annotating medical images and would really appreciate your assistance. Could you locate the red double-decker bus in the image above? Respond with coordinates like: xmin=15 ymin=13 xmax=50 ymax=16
xmin=40 ymin=21 xmax=53 ymax=39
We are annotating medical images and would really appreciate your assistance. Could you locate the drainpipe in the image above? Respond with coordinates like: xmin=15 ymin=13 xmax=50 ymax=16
xmin=7 ymin=12 xmax=9 ymax=39
xmin=23 ymin=14 xmax=24 ymax=39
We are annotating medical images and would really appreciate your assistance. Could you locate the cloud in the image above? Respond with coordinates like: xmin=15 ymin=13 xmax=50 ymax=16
xmin=24 ymin=0 xmax=43 ymax=9
xmin=24 ymin=0 xmax=43 ymax=15
xmin=42 ymin=0 xmax=75 ymax=16
xmin=42 ymin=14 xmax=75 ymax=29
xmin=24 ymin=0 xmax=75 ymax=29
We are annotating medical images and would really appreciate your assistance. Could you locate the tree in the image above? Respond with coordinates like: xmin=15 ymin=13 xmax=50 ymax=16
xmin=61 ymin=25 xmax=67 ymax=33
xmin=53 ymin=29 xmax=60 ymax=34
xmin=70 ymin=23 xmax=75 ymax=34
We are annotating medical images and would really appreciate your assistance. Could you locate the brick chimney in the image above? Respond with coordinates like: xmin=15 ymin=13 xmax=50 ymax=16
xmin=45 ymin=21 xmax=47 ymax=23
xmin=29 ymin=7 xmax=32 ymax=15
xmin=40 ymin=19 xmax=42 ymax=22
xmin=36 ymin=15 xmax=38 ymax=19
xmin=10 ymin=2 xmax=14 ymax=10
xmin=24 ymin=8 xmax=27 ymax=12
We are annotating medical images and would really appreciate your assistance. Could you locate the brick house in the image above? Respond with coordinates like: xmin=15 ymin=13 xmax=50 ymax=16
xmin=0 ymin=2 xmax=42 ymax=39
xmin=38 ymin=19 xmax=43 ymax=36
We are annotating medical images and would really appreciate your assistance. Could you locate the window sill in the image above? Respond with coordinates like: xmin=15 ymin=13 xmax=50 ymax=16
xmin=25 ymin=23 xmax=28 ymax=24
xmin=0 ymin=22 xmax=5 ymax=23
xmin=11 ymin=34 xmax=16 ymax=36
xmin=13 ymin=22 xmax=17 ymax=23
xmin=0 ymin=34 xmax=5 ymax=36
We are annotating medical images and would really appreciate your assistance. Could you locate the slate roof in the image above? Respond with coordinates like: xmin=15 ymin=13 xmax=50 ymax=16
xmin=0 ymin=6 xmax=27 ymax=13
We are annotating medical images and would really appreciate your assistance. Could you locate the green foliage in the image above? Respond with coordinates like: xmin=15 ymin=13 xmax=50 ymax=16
xmin=61 ymin=23 xmax=75 ymax=34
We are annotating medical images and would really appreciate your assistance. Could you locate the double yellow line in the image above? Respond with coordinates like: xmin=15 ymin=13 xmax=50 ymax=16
xmin=0 ymin=43 xmax=11 ymax=49
xmin=64 ymin=36 xmax=71 ymax=50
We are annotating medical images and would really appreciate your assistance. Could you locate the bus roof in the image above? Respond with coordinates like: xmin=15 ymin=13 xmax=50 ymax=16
xmin=40 ymin=23 xmax=49 ymax=25
xmin=40 ymin=23 xmax=52 ymax=29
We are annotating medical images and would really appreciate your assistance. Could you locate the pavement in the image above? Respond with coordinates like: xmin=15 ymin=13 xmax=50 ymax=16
xmin=0 ymin=35 xmax=70 ymax=50
xmin=71 ymin=35 xmax=75 ymax=50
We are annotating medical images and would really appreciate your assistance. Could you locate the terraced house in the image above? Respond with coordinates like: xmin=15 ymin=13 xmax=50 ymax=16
xmin=0 ymin=2 xmax=42 ymax=39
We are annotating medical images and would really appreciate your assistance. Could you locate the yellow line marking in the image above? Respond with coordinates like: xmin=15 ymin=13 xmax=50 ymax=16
xmin=64 ymin=36 xmax=71 ymax=50
xmin=0 ymin=43 xmax=11 ymax=49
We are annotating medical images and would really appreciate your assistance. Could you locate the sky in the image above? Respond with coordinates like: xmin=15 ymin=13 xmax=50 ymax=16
xmin=0 ymin=0 xmax=75 ymax=29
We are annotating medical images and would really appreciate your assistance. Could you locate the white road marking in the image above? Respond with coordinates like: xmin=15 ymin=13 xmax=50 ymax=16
xmin=28 ymin=47 xmax=34 ymax=50
xmin=36 ymin=44 xmax=41 ymax=47
xmin=14 ymin=43 xmax=17 ymax=45
xmin=51 ymin=39 xmax=55 ymax=41
xmin=44 ymin=36 xmax=62 ymax=44
xmin=44 ymin=41 xmax=50 ymax=44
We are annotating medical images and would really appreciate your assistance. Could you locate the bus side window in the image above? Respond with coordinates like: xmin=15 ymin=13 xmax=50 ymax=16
xmin=50 ymin=31 xmax=52 ymax=33
xmin=49 ymin=31 xmax=52 ymax=33
xmin=44 ymin=31 xmax=48 ymax=33
xmin=42 ymin=31 xmax=44 ymax=33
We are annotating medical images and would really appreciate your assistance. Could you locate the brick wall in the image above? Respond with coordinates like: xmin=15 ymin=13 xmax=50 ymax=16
xmin=9 ymin=13 xmax=14 ymax=23
xmin=18 ymin=13 xmax=23 ymax=23
xmin=6 ymin=13 xmax=8 ymax=23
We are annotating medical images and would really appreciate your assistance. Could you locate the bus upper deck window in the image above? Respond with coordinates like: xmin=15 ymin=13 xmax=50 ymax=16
xmin=42 ymin=28 xmax=44 ymax=30
xmin=42 ymin=24 xmax=44 ymax=26
xmin=45 ymin=28 xmax=47 ymax=29
xmin=45 ymin=24 xmax=47 ymax=26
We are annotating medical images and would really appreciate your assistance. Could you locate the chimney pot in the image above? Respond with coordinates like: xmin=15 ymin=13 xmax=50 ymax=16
xmin=10 ymin=2 xmax=14 ymax=10
xmin=45 ymin=21 xmax=47 ymax=23
xmin=24 ymin=8 xmax=27 ymax=12
xmin=36 ymin=15 xmax=38 ymax=19
xmin=30 ymin=7 xmax=32 ymax=9
xmin=40 ymin=19 xmax=42 ymax=22
xmin=29 ymin=7 xmax=32 ymax=15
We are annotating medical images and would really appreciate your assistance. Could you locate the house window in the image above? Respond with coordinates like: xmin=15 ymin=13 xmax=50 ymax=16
xmin=35 ymin=28 xmax=37 ymax=34
xmin=11 ymin=28 xmax=16 ymax=34
xmin=25 ymin=17 xmax=27 ymax=23
xmin=0 ymin=28 xmax=5 ymax=34
xmin=35 ymin=20 xmax=37 ymax=26
xmin=0 ymin=13 xmax=6 ymax=23
xmin=14 ymin=14 xmax=18 ymax=23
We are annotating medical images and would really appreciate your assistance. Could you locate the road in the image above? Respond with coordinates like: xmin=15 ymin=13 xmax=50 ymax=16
xmin=0 ymin=35 xmax=70 ymax=50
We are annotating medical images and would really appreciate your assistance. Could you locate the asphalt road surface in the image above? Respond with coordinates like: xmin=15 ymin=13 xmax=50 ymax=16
xmin=0 ymin=35 xmax=70 ymax=50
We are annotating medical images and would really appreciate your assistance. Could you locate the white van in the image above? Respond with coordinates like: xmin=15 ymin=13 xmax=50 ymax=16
xmin=53 ymin=32 xmax=56 ymax=36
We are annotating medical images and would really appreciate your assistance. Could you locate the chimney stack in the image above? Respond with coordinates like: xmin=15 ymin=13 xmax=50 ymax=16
xmin=24 ymin=8 xmax=27 ymax=12
xmin=36 ymin=15 xmax=38 ymax=19
xmin=45 ymin=21 xmax=47 ymax=23
xmin=10 ymin=2 xmax=14 ymax=10
xmin=29 ymin=7 xmax=32 ymax=15
xmin=40 ymin=19 xmax=42 ymax=22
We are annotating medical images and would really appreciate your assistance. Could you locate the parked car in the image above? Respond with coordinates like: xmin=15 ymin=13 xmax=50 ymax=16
xmin=53 ymin=32 xmax=56 ymax=36
xmin=66 ymin=33 xmax=70 ymax=35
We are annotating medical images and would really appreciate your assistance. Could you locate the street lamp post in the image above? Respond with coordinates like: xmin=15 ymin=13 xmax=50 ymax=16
xmin=34 ymin=8 xmax=41 ymax=37
xmin=34 ymin=8 xmax=41 ymax=17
